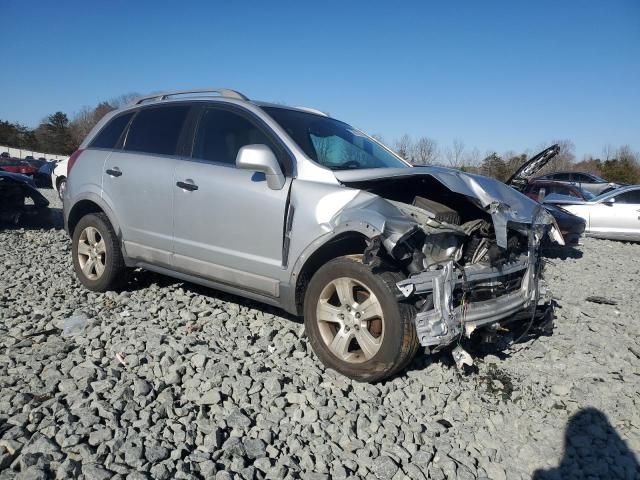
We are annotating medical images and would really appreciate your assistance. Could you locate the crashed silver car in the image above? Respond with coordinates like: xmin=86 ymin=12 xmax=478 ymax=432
xmin=64 ymin=88 xmax=562 ymax=382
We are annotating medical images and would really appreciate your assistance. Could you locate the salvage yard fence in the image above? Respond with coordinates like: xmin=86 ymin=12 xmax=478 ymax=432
xmin=1 ymin=145 xmax=69 ymax=162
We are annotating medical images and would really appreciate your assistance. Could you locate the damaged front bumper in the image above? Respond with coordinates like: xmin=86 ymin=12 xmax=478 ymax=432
xmin=396 ymin=253 xmax=551 ymax=348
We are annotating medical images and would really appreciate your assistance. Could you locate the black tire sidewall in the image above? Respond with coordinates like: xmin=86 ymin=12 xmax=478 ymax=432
xmin=72 ymin=213 xmax=121 ymax=291
xmin=304 ymin=257 xmax=408 ymax=381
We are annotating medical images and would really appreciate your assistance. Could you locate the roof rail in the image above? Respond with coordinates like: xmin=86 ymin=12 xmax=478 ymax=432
xmin=131 ymin=88 xmax=248 ymax=105
xmin=294 ymin=106 xmax=329 ymax=117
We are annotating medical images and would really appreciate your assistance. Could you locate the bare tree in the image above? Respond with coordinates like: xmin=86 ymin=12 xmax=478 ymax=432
xmin=394 ymin=134 xmax=413 ymax=161
xmin=602 ymin=143 xmax=614 ymax=161
xmin=552 ymin=139 xmax=575 ymax=171
xmin=445 ymin=139 xmax=465 ymax=169
xmin=412 ymin=137 xmax=438 ymax=165
xmin=109 ymin=92 xmax=141 ymax=108
xmin=616 ymin=144 xmax=639 ymax=163
xmin=465 ymin=147 xmax=481 ymax=167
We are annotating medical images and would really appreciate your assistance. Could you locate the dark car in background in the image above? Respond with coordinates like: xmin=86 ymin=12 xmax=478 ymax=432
xmin=0 ymin=170 xmax=50 ymax=225
xmin=522 ymin=180 xmax=595 ymax=203
xmin=534 ymin=171 xmax=621 ymax=196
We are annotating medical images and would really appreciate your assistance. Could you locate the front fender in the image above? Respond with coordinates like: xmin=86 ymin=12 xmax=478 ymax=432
xmin=289 ymin=189 xmax=418 ymax=283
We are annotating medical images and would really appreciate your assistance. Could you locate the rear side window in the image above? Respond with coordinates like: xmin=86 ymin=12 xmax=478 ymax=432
xmin=124 ymin=105 xmax=190 ymax=155
xmin=90 ymin=112 xmax=134 ymax=149
xmin=552 ymin=173 xmax=572 ymax=181
xmin=573 ymin=173 xmax=592 ymax=182
xmin=192 ymin=108 xmax=275 ymax=165
xmin=614 ymin=190 xmax=640 ymax=204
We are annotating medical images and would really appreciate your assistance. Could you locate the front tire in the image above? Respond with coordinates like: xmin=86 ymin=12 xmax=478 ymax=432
xmin=72 ymin=213 xmax=125 ymax=291
xmin=304 ymin=256 xmax=419 ymax=382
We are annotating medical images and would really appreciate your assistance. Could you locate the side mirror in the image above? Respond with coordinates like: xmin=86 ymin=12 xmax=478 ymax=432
xmin=604 ymin=197 xmax=615 ymax=206
xmin=236 ymin=144 xmax=285 ymax=190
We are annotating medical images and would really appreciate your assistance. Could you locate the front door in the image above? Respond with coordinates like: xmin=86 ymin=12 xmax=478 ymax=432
xmin=172 ymin=106 xmax=291 ymax=296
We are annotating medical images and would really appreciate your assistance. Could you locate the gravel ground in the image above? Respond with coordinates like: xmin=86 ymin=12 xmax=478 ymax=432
xmin=1 ymin=189 xmax=639 ymax=479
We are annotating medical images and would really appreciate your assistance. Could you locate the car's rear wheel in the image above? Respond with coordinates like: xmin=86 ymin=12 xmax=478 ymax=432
xmin=304 ymin=255 xmax=419 ymax=382
xmin=57 ymin=177 xmax=66 ymax=201
xmin=72 ymin=213 xmax=125 ymax=291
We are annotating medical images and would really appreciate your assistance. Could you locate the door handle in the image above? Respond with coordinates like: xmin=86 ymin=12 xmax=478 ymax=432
xmin=176 ymin=180 xmax=198 ymax=191
xmin=106 ymin=168 xmax=122 ymax=177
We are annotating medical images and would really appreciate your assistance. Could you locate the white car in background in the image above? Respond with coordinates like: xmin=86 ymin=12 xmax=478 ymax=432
xmin=51 ymin=158 xmax=69 ymax=200
xmin=544 ymin=185 xmax=640 ymax=241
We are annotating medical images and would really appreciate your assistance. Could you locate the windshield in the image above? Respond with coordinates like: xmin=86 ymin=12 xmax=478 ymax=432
xmin=262 ymin=107 xmax=409 ymax=170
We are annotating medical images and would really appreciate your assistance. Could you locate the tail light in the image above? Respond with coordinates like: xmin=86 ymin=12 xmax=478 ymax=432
xmin=67 ymin=149 xmax=85 ymax=176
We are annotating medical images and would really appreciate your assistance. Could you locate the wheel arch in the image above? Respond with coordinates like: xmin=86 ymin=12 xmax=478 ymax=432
xmin=67 ymin=195 xmax=121 ymax=239
xmin=293 ymin=231 xmax=370 ymax=315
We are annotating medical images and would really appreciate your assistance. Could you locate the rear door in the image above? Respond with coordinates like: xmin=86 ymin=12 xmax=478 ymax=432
xmin=589 ymin=189 xmax=640 ymax=238
xmin=103 ymin=104 xmax=191 ymax=267
xmin=172 ymin=105 xmax=292 ymax=296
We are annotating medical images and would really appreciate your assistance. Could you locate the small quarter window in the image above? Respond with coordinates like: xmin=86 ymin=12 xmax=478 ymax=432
xmin=124 ymin=105 xmax=190 ymax=155
xmin=90 ymin=112 xmax=134 ymax=149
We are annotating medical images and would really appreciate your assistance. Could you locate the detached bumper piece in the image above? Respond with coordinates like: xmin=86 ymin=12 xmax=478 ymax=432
xmin=396 ymin=254 xmax=551 ymax=348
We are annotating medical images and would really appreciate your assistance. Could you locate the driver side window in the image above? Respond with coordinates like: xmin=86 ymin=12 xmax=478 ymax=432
xmin=192 ymin=108 xmax=277 ymax=166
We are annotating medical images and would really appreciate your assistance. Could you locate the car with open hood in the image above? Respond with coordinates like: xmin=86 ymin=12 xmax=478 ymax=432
xmin=64 ymin=88 xmax=561 ymax=381
xmin=506 ymin=145 xmax=586 ymax=245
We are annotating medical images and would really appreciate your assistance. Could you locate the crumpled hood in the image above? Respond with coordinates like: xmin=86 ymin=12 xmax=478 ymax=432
xmin=334 ymin=166 xmax=561 ymax=247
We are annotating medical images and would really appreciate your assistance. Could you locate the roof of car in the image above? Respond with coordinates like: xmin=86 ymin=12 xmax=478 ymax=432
xmin=125 ymin=88 xmax=330 ymax=118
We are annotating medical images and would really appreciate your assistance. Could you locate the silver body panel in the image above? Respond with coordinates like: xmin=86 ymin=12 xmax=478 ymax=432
xmin=65 ymin=93 xmax=558 ymax=351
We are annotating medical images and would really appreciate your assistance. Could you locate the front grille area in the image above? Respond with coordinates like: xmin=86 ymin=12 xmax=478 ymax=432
xmin=453 ymin=270 xmax=525 ymax=304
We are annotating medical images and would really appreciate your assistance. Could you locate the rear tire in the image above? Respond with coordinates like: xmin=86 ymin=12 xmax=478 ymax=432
xmin=304 ymin=255 xmax=419 ymax=382
xmin=72 ymin=213 xmax=125 ymax=291
xmin=57 ymin=177 xmax=66 ymax=201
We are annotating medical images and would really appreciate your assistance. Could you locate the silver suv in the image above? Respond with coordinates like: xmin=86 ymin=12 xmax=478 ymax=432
xmin=65 ymin=88 xmax=560 ymax=382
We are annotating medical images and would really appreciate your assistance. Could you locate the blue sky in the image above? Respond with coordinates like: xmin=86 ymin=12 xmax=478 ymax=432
xmin=1 ymin=0 xmax=638 ymax=159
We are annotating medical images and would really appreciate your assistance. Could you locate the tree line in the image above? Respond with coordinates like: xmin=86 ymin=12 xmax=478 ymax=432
xmin=377 ymin=134 xmax=640 ymax=185
xmin=0 ymin=93 xmax=138 ymax=156
xmin=1 ymin=97 xmax=638 ymax=184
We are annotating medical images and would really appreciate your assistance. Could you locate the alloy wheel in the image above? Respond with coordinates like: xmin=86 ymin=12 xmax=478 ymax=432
xmin=316 ymin=276 xmax=384 ymax=363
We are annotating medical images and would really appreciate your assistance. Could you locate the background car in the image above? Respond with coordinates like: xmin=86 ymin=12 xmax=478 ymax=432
xmin=34 ymin=160 xmax=58 ymax=188
xmin=541 ymin=203 xmax=585 ymax=246
xmin=23 ymin=157 xmax=48 ymax=169
xmin=505 ymin=145 xmax=586 ymax=245
xmin=546 ymin=185 xmax=640 ymax=241
xmin=523 ymin=180 xmax=595 ymax=202
xmin=0 ymin=158 xmax=39 ymax=176
xmin=51 ymin=158 xmax=68 ymax=200
xmin=534 ymin=171 xmax=621 ymax=196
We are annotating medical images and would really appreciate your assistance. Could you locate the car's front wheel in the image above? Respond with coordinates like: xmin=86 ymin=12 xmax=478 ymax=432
xmin=304 ymin=256 xmax=419 ymax=382
xmin=72 ymin=213 xmax=125 ymax=291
